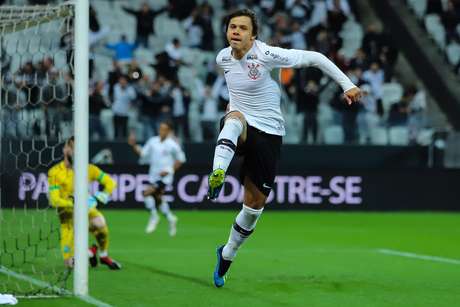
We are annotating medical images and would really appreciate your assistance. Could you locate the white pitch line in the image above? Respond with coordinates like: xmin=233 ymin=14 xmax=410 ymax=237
xmin=0 ymin=265 xmax=112 ymax=307
xmin=377 ymin=249 xmax=460 ymax=265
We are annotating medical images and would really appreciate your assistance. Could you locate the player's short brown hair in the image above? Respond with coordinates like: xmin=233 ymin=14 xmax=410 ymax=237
xmin=66 ymin=136 xmax=74 ymax=145
xmin=224 ymin=8 xmax=259 ymax=38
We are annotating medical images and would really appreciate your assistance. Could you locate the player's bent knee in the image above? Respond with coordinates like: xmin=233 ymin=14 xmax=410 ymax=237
xmin=225 ymin=111 xmax=246 ymax=124
xmin=244 ymin=199 xmax=265 ymax=210
xmin=90 ymin=216 xmax=106 ymax=229
xmin=244 ymin=192 xmax=266 ymax=210
xmin=225 ymin=112 xmax=247 ymax=142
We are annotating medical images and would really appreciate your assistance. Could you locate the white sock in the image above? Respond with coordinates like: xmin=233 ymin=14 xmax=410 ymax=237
xmin=212 ymin=118 xmax=243 ymax=172
xmin=99 ymin=250 xmax=108 ymax=257
xmin=159 ymin=200 xmax=175 ymax=222
xmin=144 ymin=196 xmax=158 ymax=220
xmin=222 ymin=204 xmax=263 ymax=261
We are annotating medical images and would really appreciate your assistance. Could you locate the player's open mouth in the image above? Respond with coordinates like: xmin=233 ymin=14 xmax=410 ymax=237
xmin=230 ymin=38 xmax=241 ymax=42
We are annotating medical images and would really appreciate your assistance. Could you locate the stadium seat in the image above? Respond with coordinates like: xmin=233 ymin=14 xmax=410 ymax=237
xmin=339 ymin=19 xmax=363 ymax=59
xmin=370 ymin=127 xmax=388 ymax=145
xmin=408 ymin=0 xmax=427 ymax=19
xmin=323 ymin=125 xmax=344 ymax=145
xmin=416 ymin=128 xmax=434 ymax=145
xmin=388 ymin=126 xmax=409 ymax=145
xmin=424 ymin=14 xmax=446 ymax=48
xmin=381 ymin=82 xmax=403 ymax=114
xmin=446 ymin=42 xmax=460 ymax=66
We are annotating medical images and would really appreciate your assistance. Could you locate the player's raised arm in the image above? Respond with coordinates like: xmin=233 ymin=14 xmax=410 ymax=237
xmin=128 ymin=131 xmax=143 ymax=156
xmin=262 ymin=45 xmax=362 ymax=104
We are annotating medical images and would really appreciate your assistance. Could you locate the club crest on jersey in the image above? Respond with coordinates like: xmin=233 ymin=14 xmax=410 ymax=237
xmin=247 ymin=63 xmax=261 ymax=80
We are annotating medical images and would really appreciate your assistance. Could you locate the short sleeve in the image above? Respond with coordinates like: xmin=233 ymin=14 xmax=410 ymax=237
xmin=171 ymin=142 xmax=186 ymax=163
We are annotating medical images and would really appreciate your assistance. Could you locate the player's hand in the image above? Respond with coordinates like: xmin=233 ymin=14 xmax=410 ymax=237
xmin=88 ymin=196 xmax=98 ymax=208
xmin=94 ymin=191 xmax=110 ymax=205
xmin=159 ymin=171 xmax=169 ymax=177
xmin=344 ymin=87 xmax=362 ymax=105
xmin=128 ymin=131 xmax=136 ymax=146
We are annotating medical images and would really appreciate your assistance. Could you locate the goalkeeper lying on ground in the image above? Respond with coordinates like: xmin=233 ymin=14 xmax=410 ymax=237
xmin=47 ymin=136 xmax=121 ymax=270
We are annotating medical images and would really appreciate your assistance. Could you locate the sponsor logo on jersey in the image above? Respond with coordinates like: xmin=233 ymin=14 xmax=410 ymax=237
xmin=247 ymin=63 xmax=261 ymax=80
xmin=222 ymin=56 xmax=232 ymax=62
xmin=246 ymin=54 xmax=258 ymax=60
xmin=265 ymin=50 xmax=288 ymax=62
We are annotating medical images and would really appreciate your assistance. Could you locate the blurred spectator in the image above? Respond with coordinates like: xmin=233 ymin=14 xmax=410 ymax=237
xmin=15 ymin=62 xmax=40 ymax=121
xmin=139 ymin=80 xmax=172 ymax=140
xmin=388 ymin=89 xmax=414 ymax=127
xmin=36 ymin=57 xmax=55 ymax=81
xmin=285 ymin=0 xmax=312 ymax=24
xmin=357 ymin=84 xmax=382 ymax=144
xmin=41 ymin=69 xmax=68 ymax=139
xmin=183 ymin=9 xmax=205 ymax=48
xmin=289 ymin=21 xmax=307 ymax=49
xmin=327 ymin=0 xmax=349 ymax=33
xmin=362 ymin=23 xmax=385 ymax=61
xmin=106 ymin=35 xmax=138 ymax=63
xmin=107 ymin=60 xmax=123 ymax=101
xmin=112 ymin=75 xmax=136 ymax=139
xmin=127 ymin=59 xmax=143 ymax=84
xmin=169 ymin=0 xmax=197 ymax=21
xmin=90 ymin=5 xmax=100 ymax=32
xmin=260 ymin=0 xmax=282 ymax=18
xmin=171 ymin=80 xmax=191 ymax=140
xmin=349 ymin=48 xmax=369 ymax=70
xmin=201 ymin=85 xmax=219 ymax=141
xmin=441 ymin=0 xmax=460 ymax=43
xmin=326 ymin=0 xmax=351 ymax=16
xmin=363 ymin=61 xmax=384 ymax=100
xmin=165 ymin=38 xmax=184 ymax=63
xmin=122 ymin=3 xmax=167 ymax=48
xmin=200 ymin=2 xmax=215 ymax=51
xmin=407 ymin=85 xmax=427 ymax=142
xmin=1 ymin=83 xmax=27 ymax=139
xmin=89 ymin=7 xmax=110 ymax=79
xmin=297 ymin=80 xmax=320 ymax=144
xmin=89 ymin=81 xmax=109 ymax=140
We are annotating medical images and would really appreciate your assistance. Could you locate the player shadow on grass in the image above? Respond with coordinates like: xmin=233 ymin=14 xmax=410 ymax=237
xmin=124 ymin=261 xmax=288 ymax=305
xmin=126 ymin=261 xmax=209 ymax=287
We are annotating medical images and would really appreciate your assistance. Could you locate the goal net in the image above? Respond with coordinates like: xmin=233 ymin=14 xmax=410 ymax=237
xmin=0 ymin=2 xmax=75 ymax=297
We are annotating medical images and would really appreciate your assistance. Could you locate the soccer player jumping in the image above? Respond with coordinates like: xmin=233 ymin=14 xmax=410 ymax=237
xmin=209 ymin=9 xmax=361 ymax=287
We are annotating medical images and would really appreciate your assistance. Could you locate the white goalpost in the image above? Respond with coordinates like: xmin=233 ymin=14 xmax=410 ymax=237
xmin=0 ymin=0 xmax=89 ymax=298
xmin=73 ymin=0 xmax=89 ymax=297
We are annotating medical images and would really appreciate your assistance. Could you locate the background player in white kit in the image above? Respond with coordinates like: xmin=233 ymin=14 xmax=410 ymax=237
xmin=209 ymin=9 xmax=362 ymax=287
xmin=129 ymin=121 xmax=186 ymax=236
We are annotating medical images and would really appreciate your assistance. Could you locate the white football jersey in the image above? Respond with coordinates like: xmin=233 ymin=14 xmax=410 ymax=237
xmin=216 ymin=40 xmax=355 ymax=135
xmin=140 ymin=136 xmax=186 ymax=185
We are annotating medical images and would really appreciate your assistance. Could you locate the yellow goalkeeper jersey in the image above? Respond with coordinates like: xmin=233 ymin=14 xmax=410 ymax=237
xmin=47 ymin=161 xmax=116 ymax=208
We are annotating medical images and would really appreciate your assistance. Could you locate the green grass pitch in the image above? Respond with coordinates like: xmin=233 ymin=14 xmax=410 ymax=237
xmin=5 ymin=210 xmax=460 ymax=307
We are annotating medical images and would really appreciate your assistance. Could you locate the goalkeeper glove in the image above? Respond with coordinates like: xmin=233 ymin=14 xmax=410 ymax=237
xmin=94 ymin=191 xmax=110 ymax=205
xmin=88 ymin=196 xmax=98 ymax=209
